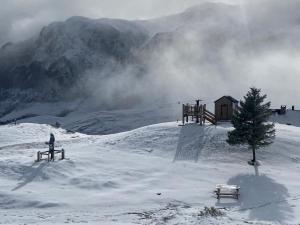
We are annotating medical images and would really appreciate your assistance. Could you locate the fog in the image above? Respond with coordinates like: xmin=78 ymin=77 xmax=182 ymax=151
xmin=82 ymin=0 xmax=300 ymax=110
xmin=1 ymin=0 xmax=300 ymax=111
xmin=0 ymin=0 xmax=241 ymax=46
xmin=149 ymin=0 xmax=300 ymax=109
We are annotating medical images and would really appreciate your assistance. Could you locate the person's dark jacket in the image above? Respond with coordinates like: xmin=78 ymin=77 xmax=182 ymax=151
xmin=49 ymin=135 xmax=55 ymax=145
xmin=49 ymin=134 xmax=55 ymax=152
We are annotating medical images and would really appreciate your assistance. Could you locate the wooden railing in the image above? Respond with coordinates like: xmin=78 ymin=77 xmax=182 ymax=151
xmin=182 ymin=102 xmax=216 ymax=125
xmin=204 ymin=109 xmax=216 ymax=125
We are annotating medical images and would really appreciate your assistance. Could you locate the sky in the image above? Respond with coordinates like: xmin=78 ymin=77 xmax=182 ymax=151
xmin=0 ymin=0 xmax=244 ymax=46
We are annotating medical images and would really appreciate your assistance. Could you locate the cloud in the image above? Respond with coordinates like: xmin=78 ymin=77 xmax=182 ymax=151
xmin=0 ymin=0 xmax=242 ymax=46
xmin=2 ymin=0 xmax=299 ymax=110
xmin=133 ymin=0 xmax=300 ymax=109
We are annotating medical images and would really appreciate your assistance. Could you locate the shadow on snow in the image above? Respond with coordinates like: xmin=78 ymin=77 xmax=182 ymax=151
xmin=12 ymin=161 xmax=49 ymax=191
xmin=219 ymin=166 xmax=293 ymax=223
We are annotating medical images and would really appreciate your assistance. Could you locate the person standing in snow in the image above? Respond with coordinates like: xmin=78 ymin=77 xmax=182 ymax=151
xmin=49 ymin=133 xmax=55 ymax=161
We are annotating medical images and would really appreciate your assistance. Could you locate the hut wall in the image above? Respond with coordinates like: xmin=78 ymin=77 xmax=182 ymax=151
xmin=215 ymin=97 xmax=234 ymax=121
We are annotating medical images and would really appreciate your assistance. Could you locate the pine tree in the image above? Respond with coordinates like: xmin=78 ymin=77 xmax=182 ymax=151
xmin=227 ymin=87 xmax=275 ymax=165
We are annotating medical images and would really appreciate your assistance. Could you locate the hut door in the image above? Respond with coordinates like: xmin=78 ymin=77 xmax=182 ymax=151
xmin=221 ymin=104 xmax=229 ymax=120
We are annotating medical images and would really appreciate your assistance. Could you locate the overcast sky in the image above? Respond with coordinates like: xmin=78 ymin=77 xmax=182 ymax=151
xmin=0 ymin=0 xmax=245 ymax=46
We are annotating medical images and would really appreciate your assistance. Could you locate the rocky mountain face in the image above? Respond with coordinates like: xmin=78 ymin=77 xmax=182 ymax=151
xmin=1 ymin=1 xmax=300 ymax=119
xmin=0 ymin=16 xmax=149 ymax=103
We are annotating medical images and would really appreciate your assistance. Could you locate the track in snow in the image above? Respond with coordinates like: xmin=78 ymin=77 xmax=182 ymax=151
xmin=174 ymin=124 xmax=214 ymax=162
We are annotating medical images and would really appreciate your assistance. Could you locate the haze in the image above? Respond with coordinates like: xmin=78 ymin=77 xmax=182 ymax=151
xmin=0 ymin=0 xmax=243 ymax=46
xmin=1 ymin=0 xmax=300 ymax=110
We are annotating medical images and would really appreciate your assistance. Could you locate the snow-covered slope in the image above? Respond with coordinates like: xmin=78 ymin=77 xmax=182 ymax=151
xmin=1 ymin=121 xmax=300 ymax=224
xmin=0 ymin=101 xmax=181 ymax=135
xmin=271 ymin=110 xmax=300 ymax=127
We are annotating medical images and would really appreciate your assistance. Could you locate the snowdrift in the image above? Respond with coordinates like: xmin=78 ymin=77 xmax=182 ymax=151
xmin=1 ymin=121 xmax=300 ymax=224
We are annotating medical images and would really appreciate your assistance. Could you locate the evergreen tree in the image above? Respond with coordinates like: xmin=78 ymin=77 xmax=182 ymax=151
xmin=227 ymin=87 xmax=275 ymax=165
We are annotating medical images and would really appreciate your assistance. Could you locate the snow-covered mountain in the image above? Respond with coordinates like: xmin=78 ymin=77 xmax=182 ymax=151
xmin=0 ymin=16 xmax=148 ymax=100
xmin=2 ymin=1 xmax=297 ymax=103
xmin=1 ymin=1 xmax=300 ymax=133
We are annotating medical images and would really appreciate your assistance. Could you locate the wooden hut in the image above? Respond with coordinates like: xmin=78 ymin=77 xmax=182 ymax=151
xmin=215 ymin=96 xmax=238 ymax=121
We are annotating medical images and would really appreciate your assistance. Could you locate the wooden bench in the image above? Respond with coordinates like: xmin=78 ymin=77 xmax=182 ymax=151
xmin=215 ymin=184 xmax=240 ymax=199
xmin=37 ymin=149 xmax=65 ymax=162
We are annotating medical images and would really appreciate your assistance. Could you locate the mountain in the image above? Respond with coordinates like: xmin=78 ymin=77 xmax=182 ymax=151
xmin=1 ymin=1 xmax=300 ymax=132
xmin=0 ymin=16 xmax=149 ymax=102
xmin=0 ymin=2 xmax=247 ymax=105
xmin=137 ymin=3 xmax=241 ymax=34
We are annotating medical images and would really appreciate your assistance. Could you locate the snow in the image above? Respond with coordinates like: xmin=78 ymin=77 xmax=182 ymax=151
xmin=271 ymin=110 xmax=300 ymax=127
xmin=0 ymin=123 xmax=87 ymax=148
xmin=1 ymin=121 xmax=300 ymax=224
xmin=0 ymin=102 xmax=181 ymax=135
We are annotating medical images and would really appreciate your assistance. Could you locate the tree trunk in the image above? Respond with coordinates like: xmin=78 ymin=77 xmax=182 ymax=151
xmin=252 ymin=146 xmax=256 ymax=163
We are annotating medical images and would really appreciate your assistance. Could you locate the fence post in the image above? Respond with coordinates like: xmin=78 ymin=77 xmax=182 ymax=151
xmin=182 ymin=104 xmax=185 ymax=125
xmin=62 ymin=149 xmax=65 ymax=160
xmin=186 ymin=105 xmax=189 ymax=123
xmin=192 ymin=104 xmax=194 ymax=121
xmin=199 ymin=105 xmax=203 ymax=125
xmin=196 ymin=100 xmax=200 ymax=124
xmin=37 ymin=151 xmax=40 ymax=162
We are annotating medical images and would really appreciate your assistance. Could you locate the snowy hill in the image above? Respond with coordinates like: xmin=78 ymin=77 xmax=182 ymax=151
xmin=271 ymin=110 xmax=300 ymax=127
xmin=1 ymin=121 xmax=300 ymax=224
xmin=0 ymin=101 xmax=181 ymax=135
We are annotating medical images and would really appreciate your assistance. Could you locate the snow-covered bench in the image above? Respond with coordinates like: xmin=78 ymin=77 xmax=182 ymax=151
xmin=37 ymin=149 xmax=65 ymax=162
xmin=215 ymin=184 xmax=240 ymax=199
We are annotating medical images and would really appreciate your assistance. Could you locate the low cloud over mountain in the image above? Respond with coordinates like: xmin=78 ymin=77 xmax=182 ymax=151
xmin=1 ymin=0 xmax=300 ymax=117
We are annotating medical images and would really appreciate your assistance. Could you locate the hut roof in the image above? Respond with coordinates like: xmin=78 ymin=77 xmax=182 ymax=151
xmin=215 ymin=96 xmax=239 ymax=103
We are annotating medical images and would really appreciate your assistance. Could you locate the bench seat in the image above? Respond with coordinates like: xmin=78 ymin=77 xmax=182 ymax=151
xmin=215 ymin=184 xmax=240 ymax=199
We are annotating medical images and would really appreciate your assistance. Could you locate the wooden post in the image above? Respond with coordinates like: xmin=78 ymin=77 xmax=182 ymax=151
xmin=37 ymin=151 xmax=40 ymax=162
xmin=203 ymin=104 xmax=206 ymax=124
xmin=186 ymin=105 xmax=189 ymax=123
xmin=217 ymin=188 xmax=220 ymax=199
xmin=182 ymin=104 xmax=185 ymax=125
xmin=196 ymin=100 xmax=200 ymax=124
xmin=61 ymin=149 xmax=65 ymax=160
xmin=200 ymin=105 xmax=204 ymax=126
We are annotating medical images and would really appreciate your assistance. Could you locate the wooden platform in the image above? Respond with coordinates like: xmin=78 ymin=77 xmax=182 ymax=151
xmin=182 ymin=101 xmax=216 ymax=125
